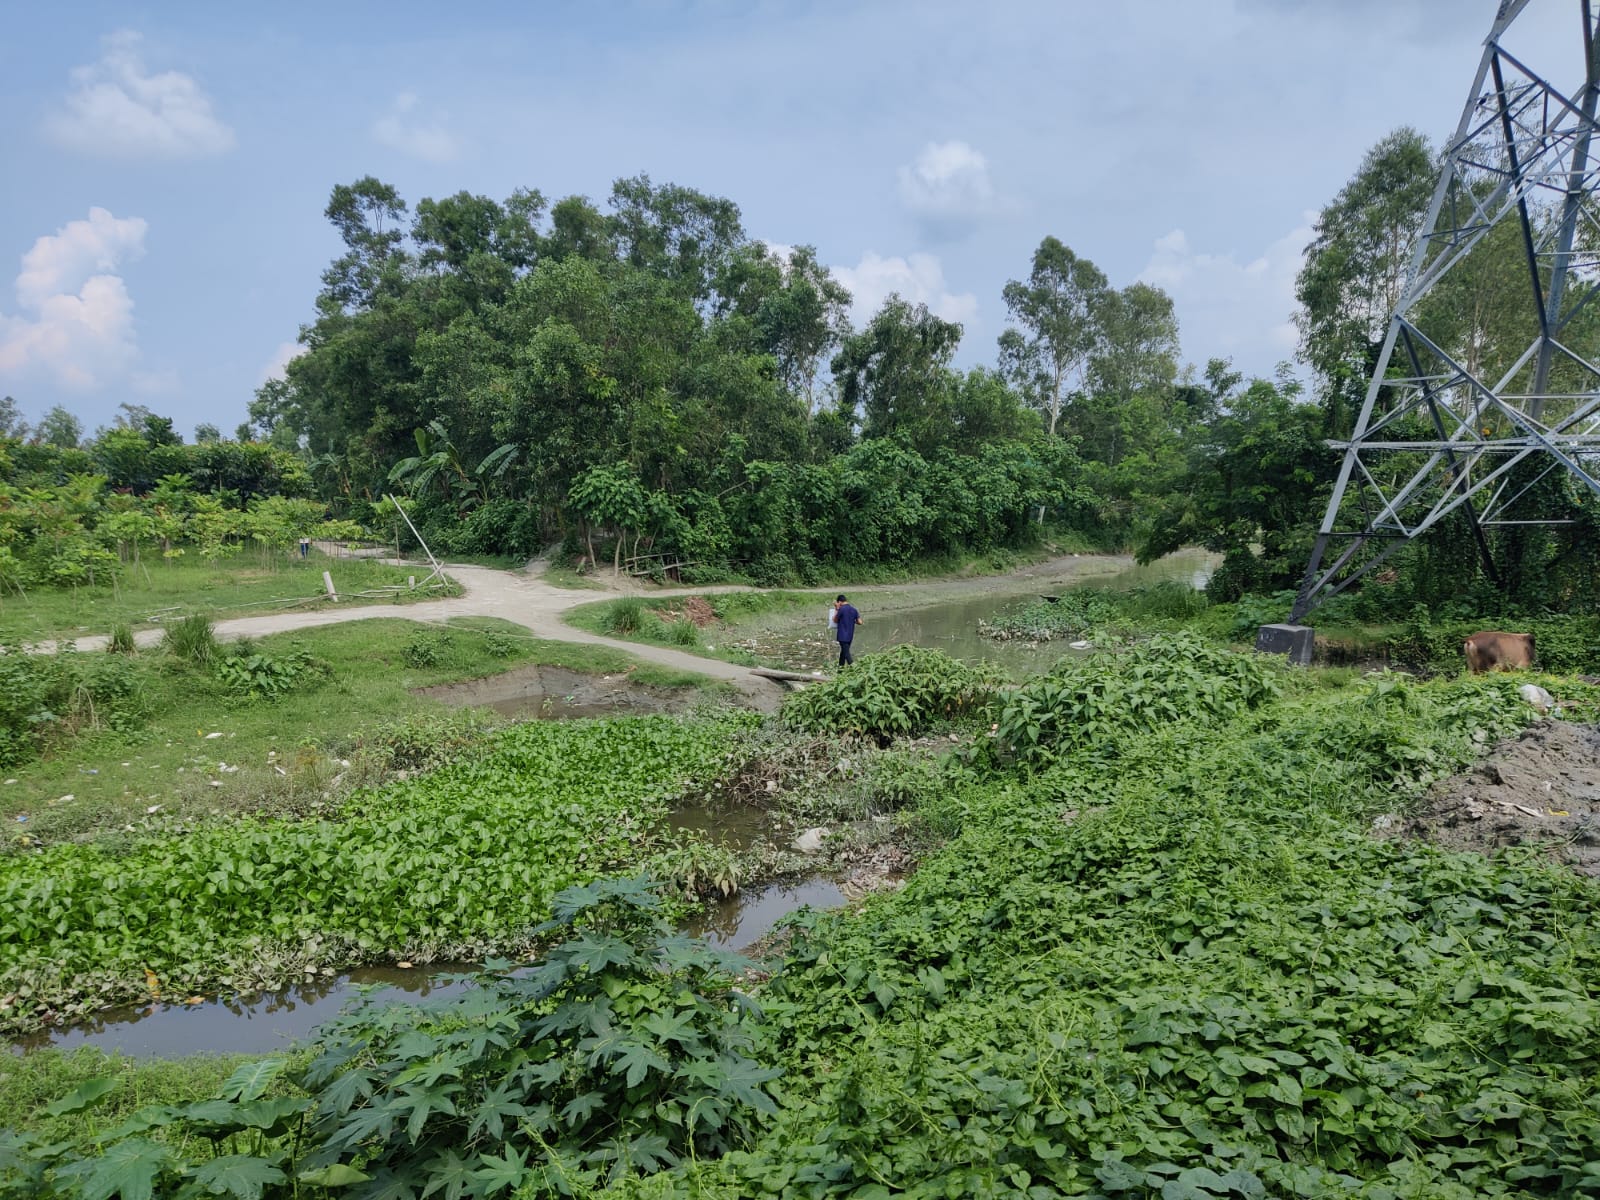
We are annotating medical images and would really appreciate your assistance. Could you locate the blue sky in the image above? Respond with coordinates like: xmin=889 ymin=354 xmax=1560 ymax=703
xmin=0 ymin=0 xmax=1577 ymax=438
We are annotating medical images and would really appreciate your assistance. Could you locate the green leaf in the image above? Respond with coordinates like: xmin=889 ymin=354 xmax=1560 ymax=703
xmin=41 ymin=1077 xmax=119 ymax=1118
xmin=54 ymin=1138 xmax=175 ymax=1200
xmin=189 ymin=1155 xmax=287 ymax=1200
xmin=472 ymin=1145 xmax=528 ymax=1196
xmin=418 ymin=1148 xmax=477 ymax=1200
xmin=297 ymin=1164 xmax=372 ymax=1188
xmin=219 ymin=1059 xmax=286 ymax=1103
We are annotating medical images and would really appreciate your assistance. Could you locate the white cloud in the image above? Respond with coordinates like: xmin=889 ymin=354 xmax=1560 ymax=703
xmin=896 ymin=140 xmax=998 ymax=238
xmin=834 ymin=251 xmax=979 ymax=329
xmin=1137 ymin=217 xmax=1314 ymax=375
xmin=260 ymin=340 xmax=305 ymax=384
xmin=0 ymin=208 xmax=148 ymax=391
xmin=46 ymin=31 xmax=234 ymax=160
xmin=373 ymin=92 xmax=459 ymax=162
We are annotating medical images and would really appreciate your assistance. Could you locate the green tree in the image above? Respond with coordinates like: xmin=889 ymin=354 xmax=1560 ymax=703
xmin=1139 ymin=376 xmax=1336 ymax=596
xmin=831 ymin=295 xmax=963 ymax=456
xmin=0 ymin=396 xmax=27 ymax=440
xmin=35 ymin=406 xmax=83 ymax=449
xmin=1296 ymin=127 xmax=1436 ymax=432
xmin=608 ymin=174 xmax=744 ymax=307
xmin=998 ymin=236 xmax=1109 ymax=436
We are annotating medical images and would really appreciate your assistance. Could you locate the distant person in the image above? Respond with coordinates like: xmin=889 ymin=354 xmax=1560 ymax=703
xmin=834 ymin=594 xmax=862 ymax=666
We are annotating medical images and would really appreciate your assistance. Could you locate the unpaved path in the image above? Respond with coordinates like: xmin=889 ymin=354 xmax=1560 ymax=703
xmin=48 ymin=554 xmax=1134 ymax=712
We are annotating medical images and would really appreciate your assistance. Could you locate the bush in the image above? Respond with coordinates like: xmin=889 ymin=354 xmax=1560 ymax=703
xmin=605 ymin=596 xmax=646 ymax=635
xmin=402 ymin=628 xmax=448 ymax=667
xmin=215 ymin=648 xmax=324 ymax=702
xmin=1119 ymin=580 xmax=1210 ymax=621
xmin=992 ymin=632 xmax=1282 ymax=767
xmin=344 ymin=710 xmax=499 ymax=775
xmin=0 ymin=648 xmax=153 ymax=767
xmin=161 ymin=614 xmax=217 ymax=666
xmin=0 ymin=879 xmax=778 ymax=1199
xmin=665 ymin=617 xmax=700 ymax=647
xmin=783 ymin=644 xmax=1001 ymax=742
xmin=106 ymin=624 xmax=136 ymax=655
xmin=481 ymin=630 xmax=519 ymax=657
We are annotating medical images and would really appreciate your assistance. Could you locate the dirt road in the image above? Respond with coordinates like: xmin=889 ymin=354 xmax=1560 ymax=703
xmin=52 ymin=555 xmax=1133 ymax=710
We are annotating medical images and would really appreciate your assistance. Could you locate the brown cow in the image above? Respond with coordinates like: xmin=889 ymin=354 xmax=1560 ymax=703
xmin=1463 ymin=630 xmax=1535 ymax=674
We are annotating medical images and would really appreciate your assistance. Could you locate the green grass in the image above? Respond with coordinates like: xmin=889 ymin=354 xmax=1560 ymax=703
xmin=564 ymin=590 xmax=824 ymax=667
xmin=0 ymin=1047 xmax=309 ymax=1144
xmin=0 ymin=553 xmax=456 ymax=643
xmin=0 ymin=618 xmax=719 ymax=843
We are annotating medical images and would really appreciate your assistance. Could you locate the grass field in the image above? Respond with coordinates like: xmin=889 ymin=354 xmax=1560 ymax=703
xmin=0 ymin=617 xmax=719 ymax=845
xmin=0 ymin=553 xmax=453 ymax=643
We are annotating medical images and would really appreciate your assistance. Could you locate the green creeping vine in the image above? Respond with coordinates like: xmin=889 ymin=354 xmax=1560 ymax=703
xmin=991 ymin=632 xmax=1281 ymax=765
xmin=13 ymin=663 xmax=1600 ymax=1198
xmin=710 ymin=674 xmax=1600 ymax=1198
xmin=0 ymin=712 xmax=759 ymax=1035
xmin=0 ymin=880 xmax=779 ymax=1200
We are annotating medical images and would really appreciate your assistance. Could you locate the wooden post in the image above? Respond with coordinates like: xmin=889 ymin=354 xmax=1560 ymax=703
xmin=323 ymin=571 xmax=337 ymax=600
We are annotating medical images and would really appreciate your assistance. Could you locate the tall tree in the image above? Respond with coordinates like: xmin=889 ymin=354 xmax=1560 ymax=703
xmin=35 ymin=406 xmax=82 ymax=449
xmin=0 ymin=396 xmax=27 ymax=440
xmin=321 ymin=176 xmax=410 ymax=313
xmin=608 ymin=175 xmax=743 ymax=308
xmin=831 ymin=296 xmax=963 ymax=456
xmin=760 ymin=246 xmax=853 ymax=414
xmin=1295 ymin=128 xmax=1435 ymax=432
xmin=997 ymin=237 xmax=1109 ymax=436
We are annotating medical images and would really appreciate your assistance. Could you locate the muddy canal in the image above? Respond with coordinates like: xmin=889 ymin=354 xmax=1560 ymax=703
xmin=735 ymin=549 xmax=1220 ymax=676
xmin=12 ymin=877 xmax=843 ymax=1059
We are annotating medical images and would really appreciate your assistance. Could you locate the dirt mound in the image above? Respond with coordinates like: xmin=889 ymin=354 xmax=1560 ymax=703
xmin=681 ymin=596 xmax=717 ymax=627
xmin=1381 ymin=720 xmax=1600 ymax=876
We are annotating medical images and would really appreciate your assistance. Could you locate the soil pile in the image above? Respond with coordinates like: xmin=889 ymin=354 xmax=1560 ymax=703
xmin=1383 ymin=719 xmax=1600 ymax=875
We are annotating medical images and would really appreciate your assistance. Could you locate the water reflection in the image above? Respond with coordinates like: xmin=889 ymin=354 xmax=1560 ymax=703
xmin=870 ymin=550 xmax=1219 ymax=677
xmin=12 ymin=880 xmax=842 ymax=1059
xmin=11 ymin=964 xmax=481 ymax=1059
xmin=686 ymin=879 xmax=844 ymax=949
xmin=667 ymin=802 xmax=769 ymax=850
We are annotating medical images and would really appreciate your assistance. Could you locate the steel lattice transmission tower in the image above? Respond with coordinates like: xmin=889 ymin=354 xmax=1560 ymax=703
xmin=1283 ymin=0 xmax=1600 ymax=634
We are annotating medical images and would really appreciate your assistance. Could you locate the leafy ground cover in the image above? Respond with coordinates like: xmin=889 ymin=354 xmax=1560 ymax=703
xmin=0 ymin=554 xmax=453 ymax=643
xmin=0 ymin=709 xmax=758 ymax=1035
xmin=10 ymin=642 xmax=1600 ymax=1198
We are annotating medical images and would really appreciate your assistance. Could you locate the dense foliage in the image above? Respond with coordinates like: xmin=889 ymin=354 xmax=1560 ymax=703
xmin=0 ymin=646 xmax=151 ymax=767
xmin=235 ymin=173 xmax=1285 ymax=577
xmin=990 ymin=632 xmax=1282 ymax=765
xmin=11 ymin=650 xmax=1600 ymax=1197
xmin=782 ymin=644 xmax=1002 ymax=741
xmin=0 ymin=713 xmax=756 ymax=1034
xmin=0 ymin=881 xmax=778 ymax=1200
xmin=0 ymin=456 xmax=354 ymax=593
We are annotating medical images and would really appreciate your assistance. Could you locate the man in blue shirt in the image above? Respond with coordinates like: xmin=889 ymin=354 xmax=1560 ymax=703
xmin=834 ymin=594 xmax=862 ymax=666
